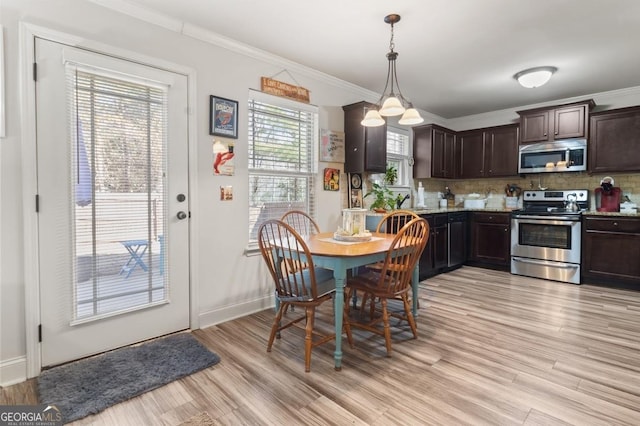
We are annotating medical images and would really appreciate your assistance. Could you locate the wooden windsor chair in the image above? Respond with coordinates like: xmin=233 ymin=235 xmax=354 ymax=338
xmin=257 ymin=219 xmax=353 ymax=372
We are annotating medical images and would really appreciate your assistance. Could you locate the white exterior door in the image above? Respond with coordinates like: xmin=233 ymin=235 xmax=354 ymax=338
xmin=36 ymin=38 xmax=190 ymax=367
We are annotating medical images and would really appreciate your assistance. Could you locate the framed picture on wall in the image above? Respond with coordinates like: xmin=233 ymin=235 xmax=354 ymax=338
xmin=323 ymin=168 xmax=340 ymax=191
xmin=209 ymin=95 xmax=238 ymax=139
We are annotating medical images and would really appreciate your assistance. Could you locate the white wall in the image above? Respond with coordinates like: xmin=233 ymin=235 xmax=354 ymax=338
xmin=0 ymin=0 xmax=384 ymax=385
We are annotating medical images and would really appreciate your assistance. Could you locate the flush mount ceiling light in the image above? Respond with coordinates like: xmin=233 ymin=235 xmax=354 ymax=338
xmin=514 ymin=66 xmax=558 ymax=88
xmin=361 ymin=14 xmax=424 ymax=127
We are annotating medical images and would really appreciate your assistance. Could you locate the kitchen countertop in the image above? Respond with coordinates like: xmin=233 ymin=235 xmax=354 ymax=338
xmin=366 ymin=207 xmax=516 ymax=216
xmin=366 ymin=208 xmax=640 ymax=217
xmin=582 ymin=211 xmax=640 ymax=217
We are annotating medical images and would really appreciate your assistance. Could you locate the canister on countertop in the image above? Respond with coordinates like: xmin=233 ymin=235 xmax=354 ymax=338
xmin=505 ymin=196 xmax=519 ymax=209
xmin=444 ymin=186 xmax=455 ymax=208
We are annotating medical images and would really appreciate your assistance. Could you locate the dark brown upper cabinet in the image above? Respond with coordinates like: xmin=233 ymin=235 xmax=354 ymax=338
xmin=458 ymin=124 xmax=519 ymax=179
xmin=413 ymin=124 xmax=456 ymax=179
xmin=342 ymin=101 xmax=387 ymax=173
xmin=517 ymin=99 xmax=595 ymax=144
xmin=457 ymin=130 xmax=484 ymax=179
xmin=589 ymin=105 xmax=640 ymax=173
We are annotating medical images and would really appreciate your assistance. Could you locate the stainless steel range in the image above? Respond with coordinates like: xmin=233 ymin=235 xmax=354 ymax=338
xmin=511 ymin=189 xmax=589 ymax=284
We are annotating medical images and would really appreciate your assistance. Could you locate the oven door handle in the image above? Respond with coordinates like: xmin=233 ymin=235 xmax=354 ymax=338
xmin=512 ymin=216 xmax=580 ymax=225
xmin=512 ymin=257 xmax=579 ymax=269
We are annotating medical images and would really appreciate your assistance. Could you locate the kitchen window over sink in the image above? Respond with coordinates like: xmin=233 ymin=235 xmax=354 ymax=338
xmin=247 ymin=90 xmax=318 ymax=248
xmin=386 ymin=126 xmax=410 ymax=187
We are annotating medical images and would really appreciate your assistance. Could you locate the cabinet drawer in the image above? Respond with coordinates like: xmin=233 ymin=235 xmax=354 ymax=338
xmin=472 ymin=212 xmax=510 ymax=224
xmin=584 ymin=216 xmax=640 ymax=234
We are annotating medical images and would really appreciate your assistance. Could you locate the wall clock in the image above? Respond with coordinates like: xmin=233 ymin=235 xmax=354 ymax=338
xmin=350 ymin=173 xmax=362 ymax=189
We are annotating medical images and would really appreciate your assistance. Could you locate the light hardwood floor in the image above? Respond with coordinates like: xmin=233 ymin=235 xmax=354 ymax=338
xmin=3 ymin=266 xmax=640 ymax=425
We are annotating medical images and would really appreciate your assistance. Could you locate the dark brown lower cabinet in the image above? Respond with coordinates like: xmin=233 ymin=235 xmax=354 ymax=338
xmin=468 ymin=212 xmax=511 ymax=270
xmin=419 ymin=214 xmax=438 ymax=279
xmin=419 ymin=212 xmax=467 ymax=280
xmin=432 ymin=215 xmax=449 ymax=271
xmin=582 ymin=216 xmax=640 ymax=289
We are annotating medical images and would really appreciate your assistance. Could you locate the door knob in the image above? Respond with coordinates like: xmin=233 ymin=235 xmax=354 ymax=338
xmin=177 ymin=211 xmax=187 ymax=220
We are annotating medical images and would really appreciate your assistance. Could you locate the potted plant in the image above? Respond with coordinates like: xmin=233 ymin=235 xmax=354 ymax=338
xmin=384 ymin=165 xmax=398 ymax=186
xmin=364 ymin=182 xmax=396 ymax=212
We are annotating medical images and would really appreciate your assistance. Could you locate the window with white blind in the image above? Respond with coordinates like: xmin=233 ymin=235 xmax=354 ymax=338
xmin=247 ymin=90 xmax=318 ymax=246
xmin=386 ymin=126 xmax=410 ymax=186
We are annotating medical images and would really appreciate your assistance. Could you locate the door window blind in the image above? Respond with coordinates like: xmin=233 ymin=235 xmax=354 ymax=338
xmin=67 ymin=64 xmax=169 ymax=321
xmin=247 ymin=91 xmax=318 ymax=246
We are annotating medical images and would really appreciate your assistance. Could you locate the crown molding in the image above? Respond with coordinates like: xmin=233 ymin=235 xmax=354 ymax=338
xmin=88 ymin=0 xmax=376 ymax=100
xmin=89 ymin=0 xmax=184 ymax=32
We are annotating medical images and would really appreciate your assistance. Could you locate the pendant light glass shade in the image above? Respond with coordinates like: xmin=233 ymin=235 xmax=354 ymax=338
xmin=360 ymin=109 xmax=385 ymax=127
xmin=514 ymin=66 xmax=557 ymax=88
xmin=379 ymin=97 xmax=405 ymax=116
xmin=398 ymin=107 xmax=425 ymax=125
xmin=362 ymin=14 xmax=423 ymax=127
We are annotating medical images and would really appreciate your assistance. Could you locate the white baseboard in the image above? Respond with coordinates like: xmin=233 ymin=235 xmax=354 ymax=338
xmin=1 ymin=296 xmax=274 ymax=387
xmin=0 ymin=356 xmax=27 ymax=387
xmin=198 ymin=294 xmax=274 ymax=330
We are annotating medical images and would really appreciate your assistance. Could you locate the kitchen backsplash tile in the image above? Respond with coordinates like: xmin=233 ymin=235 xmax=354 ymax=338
xmin=416 ymin=172 xmax=640 ymax=209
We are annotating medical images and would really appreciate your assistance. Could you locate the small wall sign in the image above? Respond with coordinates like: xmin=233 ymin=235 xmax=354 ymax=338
xmin=212 ymin=140 xmax=234 ymax=176
xmin=260 ymin=77 xmax=310 ymax=103
xmin=319 ymin=129 xmax=345 ymax=163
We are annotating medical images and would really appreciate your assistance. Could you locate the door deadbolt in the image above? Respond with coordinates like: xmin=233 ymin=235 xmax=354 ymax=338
xmin=176 ymin=194 xmax=186 ymax=202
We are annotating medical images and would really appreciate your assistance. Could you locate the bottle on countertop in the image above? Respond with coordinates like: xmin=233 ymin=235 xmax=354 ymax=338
xmin=416 ymin=182 xmax=425 ymax=207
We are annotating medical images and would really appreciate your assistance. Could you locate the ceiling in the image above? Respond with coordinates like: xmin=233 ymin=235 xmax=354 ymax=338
xmin=106 ymin=0 xmax=640 ymax=118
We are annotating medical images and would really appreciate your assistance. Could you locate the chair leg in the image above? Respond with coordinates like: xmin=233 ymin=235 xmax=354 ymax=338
xmin=268 ymin=304 xmax=286 ymax=351
xmin=344 ymin=287 xmax=353 ymax=315
xmin=381 ymin=298 xmax=392 ymax=357
xmin=304 ymin=306 xmax=315 ymax=372
xmin=402 ymin=294 xmax=418 ymax=338
xmin=369 ymin=294 xmax=377 ymax=319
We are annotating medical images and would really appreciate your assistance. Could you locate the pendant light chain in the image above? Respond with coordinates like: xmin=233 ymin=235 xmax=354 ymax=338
xmin=389 ymin=20 xmax=395 ymax=53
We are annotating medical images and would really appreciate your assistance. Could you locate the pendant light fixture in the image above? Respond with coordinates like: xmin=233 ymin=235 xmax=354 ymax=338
xmin=361 ymin=14 xmax=424 ymax=127
xmin=514 ymin=66 xmax=558 ymax=88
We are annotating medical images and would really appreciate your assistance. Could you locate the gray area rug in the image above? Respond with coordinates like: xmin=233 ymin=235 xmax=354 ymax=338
xmin=37 ymin=333 xmax=220 ymax=424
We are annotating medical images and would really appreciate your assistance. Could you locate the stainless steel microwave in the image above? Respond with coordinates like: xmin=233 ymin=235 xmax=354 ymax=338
xmin=518 ymin=139 xmax=587 ymax=174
